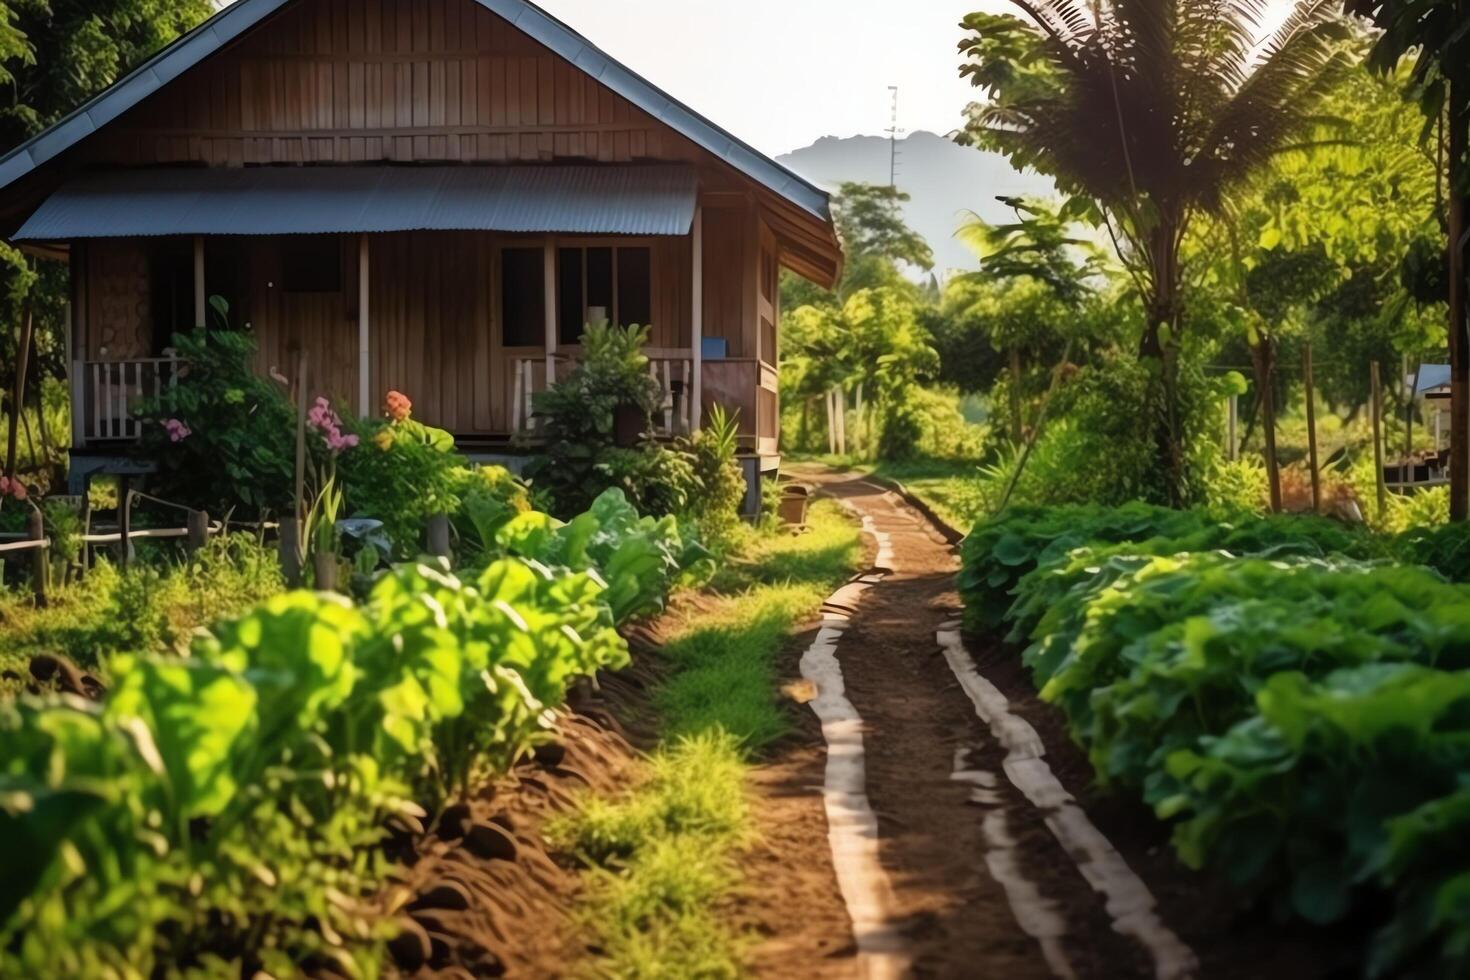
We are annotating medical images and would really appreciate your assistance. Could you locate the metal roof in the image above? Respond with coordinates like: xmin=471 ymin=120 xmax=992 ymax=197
xmin=0 ymin=0 xmax=832 ymax=225
xmin=1415 ymin=364 xmax=1452 ymax=396
xmin=13 ymin=165 xmax=699 ymax=240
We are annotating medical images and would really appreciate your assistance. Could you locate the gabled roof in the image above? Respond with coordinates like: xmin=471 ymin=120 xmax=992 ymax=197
xmin=0 ymin=0 xmax=833 ymax=224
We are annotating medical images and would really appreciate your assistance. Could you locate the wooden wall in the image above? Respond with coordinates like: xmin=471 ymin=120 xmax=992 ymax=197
xmin=84 ymin=0 xmax=707 ymax=168
xmin=79 ymin=229 xmax=710 ymax=436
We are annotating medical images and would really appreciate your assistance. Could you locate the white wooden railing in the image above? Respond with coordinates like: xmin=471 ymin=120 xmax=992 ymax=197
xmin=72 ymin=352 xmax=182 ymax=444
xmin=512 ymin=350 xmax=695 ymax=437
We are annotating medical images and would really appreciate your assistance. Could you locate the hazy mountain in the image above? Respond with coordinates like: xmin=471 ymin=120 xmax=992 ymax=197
xmin=777 ymin=130 xmax=1055 ymax=280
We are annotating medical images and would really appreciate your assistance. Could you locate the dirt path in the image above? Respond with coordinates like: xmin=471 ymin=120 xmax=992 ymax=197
xmin=737 ymin=467 xmax=1194 ymax=980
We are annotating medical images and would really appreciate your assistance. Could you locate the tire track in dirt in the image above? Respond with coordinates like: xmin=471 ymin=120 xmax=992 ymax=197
xmin=792 ymin=466 xmax=1172 ymax=979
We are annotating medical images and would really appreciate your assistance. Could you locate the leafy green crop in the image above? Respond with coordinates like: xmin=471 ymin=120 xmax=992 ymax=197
xmin=0 ymin=490 xmax=707 ymax=974
xmin=960 ymin=503 xmax=1470 ymax=977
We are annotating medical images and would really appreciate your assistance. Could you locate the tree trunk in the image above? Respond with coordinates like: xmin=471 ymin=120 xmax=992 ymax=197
xmin=1450 ymin=73 xmax=1470 ymax=521
xmin=1008 ymin=347 xmax=1024 ymax=443
xmin=1252 ymin=338 xmax=1283 ymax=513
xmin=4 ymin=304 xmax=34 ymax=481
xmin=1139 ymin=220 xmax=1185 ymax=506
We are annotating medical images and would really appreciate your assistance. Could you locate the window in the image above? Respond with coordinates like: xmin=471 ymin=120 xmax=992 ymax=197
xmin=203 ymin=238 xmax=251 ymax=328
xmin=556 ymin=245 xmax=653 ymax=345
xmin=281 ymin=235 xmax=342 ymax=293
xmin=149 ymin=239 xmax=195 ymax=351
xmin=501 ymin=247 xmax=545 ymax=347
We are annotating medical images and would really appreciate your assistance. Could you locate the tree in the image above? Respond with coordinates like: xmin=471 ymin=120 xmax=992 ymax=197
xmin=954 ymin=197 xmax=1103 ymax=440
xmin=0 ymin=0 xmax=213 ymax=480
xmin=959 ymin=1 xmax=1351 ymax=504
xmin=1346 ymin=0 xmax=1470 ymax=520
xmin=782 ymin=181 xmax=934 ymax=308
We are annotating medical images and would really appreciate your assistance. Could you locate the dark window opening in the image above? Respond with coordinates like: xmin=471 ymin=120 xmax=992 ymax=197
xmin=556 ymin=245 xmax=654 ymax=345
xmin=557 ymin=247 xmax=583 ymax=345
xmin=501 ymin=247 xmax=545 ymax=347
xmin=281 ymin=235 xmax=342 ymax=293
xmin=204 ymin=238 xmax=251 ymax=329
xmin=149 ymin=239 xmax=195 ymax=352
xmin=617 ymin=247 xmax=652 ymax=328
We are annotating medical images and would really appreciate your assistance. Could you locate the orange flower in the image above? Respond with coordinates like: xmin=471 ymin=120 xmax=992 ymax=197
xmin=384 ymin=390 xmax=412 ymax=423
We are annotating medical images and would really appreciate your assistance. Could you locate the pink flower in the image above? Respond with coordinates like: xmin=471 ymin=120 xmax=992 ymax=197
xmin=11 ymin=482 xmax=25 ymax=501
xmin=164 ymin=418 xmax=191 ymax=443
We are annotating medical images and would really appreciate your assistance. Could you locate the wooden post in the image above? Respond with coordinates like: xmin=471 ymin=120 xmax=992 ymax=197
xmin=829 ymin=387 xmax=840 ymax=455
xmin=1303 ymin=342 xmax=1321 ymax=513
xmin=1372 ymin=361 xmax=1387 ymax=520
xmin=27 ymin=508 xmax=47 ymax=608
xmin=193 ymin=236 xmax=206 ymax=328
xmin=6 ymin=302 xmax=33 ymax=481
xmin=841 ymin=388 xmax=849 ymax=456
xmin=543 ymin=241 xmax=558 ymax=387
xmin=690 ymin=206 xmax=704 ymax=431
xmin=426 ymin=513 xmax=451 ymax=561
xmin=358 ymin=234 xmax=371 ymax=415
xmin=1226 ymin=394 xmax=1238 ymax=461
xmin=118 ymin=477 xmax=132 ymax=570
xmin=186 ymin=509 xmax=210 ymax=555
xmin=279 ymin=517 xmax=302 ymax=587
xmin=1408 ymin=361 xmax=1423 ymax=459
xmin=1008 ymin=347 xmax=1024 ymax=444
xmin=294 ymin=351 xmax=308 ymax=525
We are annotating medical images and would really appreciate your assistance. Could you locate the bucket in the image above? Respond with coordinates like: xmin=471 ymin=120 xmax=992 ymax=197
xmin=778 ymin=484 xmax=811 ymax=526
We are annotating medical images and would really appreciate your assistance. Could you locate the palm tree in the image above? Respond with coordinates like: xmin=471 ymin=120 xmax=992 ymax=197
xmin=959 ymin=0 xmax=1351 ymax=503
xmin=1346 ymin=0 xmax=1470 ymax=520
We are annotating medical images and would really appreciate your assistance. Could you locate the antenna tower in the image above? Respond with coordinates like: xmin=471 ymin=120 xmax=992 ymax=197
xmin=885 ymin=85 xmax=903 ymax=188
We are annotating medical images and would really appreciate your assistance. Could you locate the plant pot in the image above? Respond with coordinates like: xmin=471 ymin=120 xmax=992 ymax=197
xmin=778 ymin=484 xmax=811 ymax=526
xmin=614 ymin=404 xmax=646 ymax=448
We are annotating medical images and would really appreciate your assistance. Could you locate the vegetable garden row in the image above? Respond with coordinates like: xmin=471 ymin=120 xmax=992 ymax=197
xmin=959 ymin=505 xmax=1470 ymax=979
xmin=0 ymin=481 xmax=709 ymax=977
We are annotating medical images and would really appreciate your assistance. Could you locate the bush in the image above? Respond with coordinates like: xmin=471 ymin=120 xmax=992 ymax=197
xmin=134 ymin=325 xmax=298 ymax=514
xmin=678 ymin=405 xmax=745 ymax=547
xmin=526 ymin=324 xmax=694 ymax=518
xmin=336 ymin=394 xmax=460 ymax=558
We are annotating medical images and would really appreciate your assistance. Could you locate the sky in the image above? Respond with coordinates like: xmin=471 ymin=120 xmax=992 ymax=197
xmin=535 ymin=0 xmax=1012 ymax=157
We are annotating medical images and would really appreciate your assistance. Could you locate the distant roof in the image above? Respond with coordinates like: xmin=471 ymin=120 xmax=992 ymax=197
xmin=0 ymin=0 xmax=832 ymax=224
xmin=1415 ymin=364 xmax=1451 ymax=396
xmin=15 ymin=165 xmax=698 ymax=239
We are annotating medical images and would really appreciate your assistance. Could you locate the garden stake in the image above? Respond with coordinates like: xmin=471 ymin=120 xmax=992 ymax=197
xmin=1304 ymin=342 xmax=1320 ymax=512
xmin=27 ymin=507 xmax=47 ymax=607
xmin=1372 ymin=361 xmax=1387 ymax=519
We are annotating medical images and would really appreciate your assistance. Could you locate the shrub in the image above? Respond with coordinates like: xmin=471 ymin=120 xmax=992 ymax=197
xmin=337 ymin=393 xmax=460 ymax=558
xmin=526 ymin=323 xmax=684 ymax=517
xmin=134 ymin=324 xmax=298 ymax=515
xmin=678 ymin=404 xmax=745 ymax=547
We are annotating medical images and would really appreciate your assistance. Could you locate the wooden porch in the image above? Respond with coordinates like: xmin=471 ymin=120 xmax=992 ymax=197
xmin=70 ymin=218 xmax=783 ymax=455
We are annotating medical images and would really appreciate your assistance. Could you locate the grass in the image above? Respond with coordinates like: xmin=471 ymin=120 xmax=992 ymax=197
xmin=0 ymin=535 xmax=282 ymax=695
xmin=790 ymin=454 xmax=988 ymax=533
xmin=553 ymin=499 xmax=863 ymax=978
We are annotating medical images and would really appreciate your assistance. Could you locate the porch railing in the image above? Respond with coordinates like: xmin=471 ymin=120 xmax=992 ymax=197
xmin=72 ymin=352 xmax=182 ymax=444
xmin=511 ymin=350 xmax=695 ymax=437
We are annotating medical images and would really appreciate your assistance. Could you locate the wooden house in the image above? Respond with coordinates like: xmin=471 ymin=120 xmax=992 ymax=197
xmin=0 ymin=0 xmax=842 ymax=495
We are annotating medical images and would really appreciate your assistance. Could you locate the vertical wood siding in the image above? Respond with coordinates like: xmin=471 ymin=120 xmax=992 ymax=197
xmin=83 ymin=0 xmax=705 ymax=168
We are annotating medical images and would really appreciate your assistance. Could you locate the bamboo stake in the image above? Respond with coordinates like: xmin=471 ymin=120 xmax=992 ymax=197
xmin=5 ymin=303 xmax=34 ymax=480
xmin=27 ymin=508 xmax=47 ymax=608
xmin=294 ymin=351 xmax=308 ymax=525
xmin=1372 ymin=361 xmax=1387 ymax=520
xmin=1303 ymin=341 xmax=1321 ymax=513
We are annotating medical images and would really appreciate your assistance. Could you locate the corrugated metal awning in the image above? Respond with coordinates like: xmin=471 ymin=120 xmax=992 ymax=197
xmin=14 ymin=165 xmax=698 ymax=240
